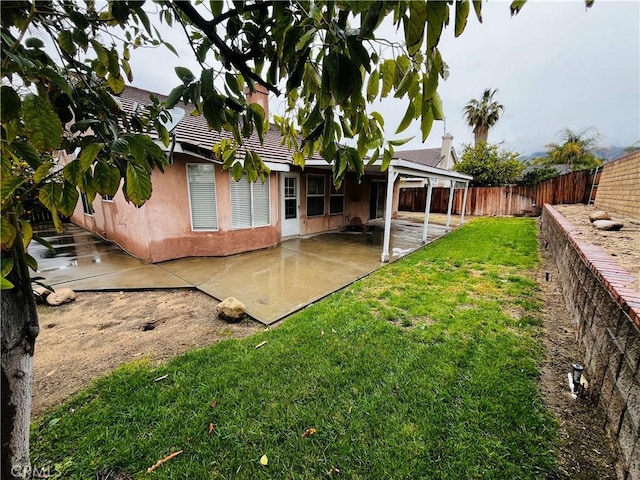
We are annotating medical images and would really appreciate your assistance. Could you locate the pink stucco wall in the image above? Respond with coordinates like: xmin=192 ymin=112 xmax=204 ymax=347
xmin=70 ymin=156 xmax=398 ymax=263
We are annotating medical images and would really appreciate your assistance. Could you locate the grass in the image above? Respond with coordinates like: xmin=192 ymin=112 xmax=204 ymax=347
xmin=31 ymin=217 xmax=558 ymax=479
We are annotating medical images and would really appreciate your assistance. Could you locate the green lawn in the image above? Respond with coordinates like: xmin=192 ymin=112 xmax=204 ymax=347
xmin=32 ymin=217 xmax=558 ymax=479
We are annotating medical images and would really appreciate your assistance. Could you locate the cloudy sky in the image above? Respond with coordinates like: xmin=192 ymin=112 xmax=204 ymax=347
xmin=129 ymin=1 xmax=640 ymax=157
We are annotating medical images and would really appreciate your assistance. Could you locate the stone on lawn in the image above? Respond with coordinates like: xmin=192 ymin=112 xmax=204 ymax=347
xmin=46 ymin=288 xmax=77 ymax=306
xmin=589 ymin=211 xmax=612 ymax=222
xmin=592 ymin=220 xmax=624 ymax=231
xmin=216 ymin=297 xmax=246 ymax=322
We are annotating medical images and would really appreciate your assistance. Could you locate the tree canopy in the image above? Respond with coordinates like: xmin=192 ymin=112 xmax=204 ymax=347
xmin=454 ymin=141 xmax=523 ymax=186
xmin=462 ymin=88 xmax=504 ymax=145
xmin=537 ymin=127 xmax=603 ymax=173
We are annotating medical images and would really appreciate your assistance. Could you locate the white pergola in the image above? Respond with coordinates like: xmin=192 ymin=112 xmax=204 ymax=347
xmin=380 ymin=159 xmax=472 ymax=263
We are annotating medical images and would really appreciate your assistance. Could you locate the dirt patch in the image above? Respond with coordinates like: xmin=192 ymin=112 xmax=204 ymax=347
xmin=33 ymin=289 xmax=263 ymax=418
xmin=553 ymin=204 xmax=640 ymax=289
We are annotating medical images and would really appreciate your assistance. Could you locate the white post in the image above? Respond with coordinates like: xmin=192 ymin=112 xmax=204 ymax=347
xmin=422 ymin=178 xmax=433 ymax=244
xmin=460 ymin=182 xmax=469 ymax=225
xmin=381 ymin=166 xmax=398 ymax=263
xmin=445 ymin=180 xmax=455 ymax=232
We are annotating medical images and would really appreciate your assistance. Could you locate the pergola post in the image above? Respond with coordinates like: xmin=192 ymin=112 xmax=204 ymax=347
xmin=460 ymin=182 xmax=469 ymax=225
xmin=445 ymin=180 xmax=455 ymax=232
xmin=381 ymin=166 xmax=399 ymax=263
xmin=422 ymin=178 xmax=433 ymax=244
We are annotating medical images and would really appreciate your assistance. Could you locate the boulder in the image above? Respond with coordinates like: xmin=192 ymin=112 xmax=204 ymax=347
xmin=216 ymin=297 xmax=246 ymax=322
xmin=46 ymin=288 xmax=77 ymax=306
xmin=592 ymin=220 xmax=624 ymax=231
xmin=33 ymin=286 xmax=53 ymax=304
xmin=589 ymin=211 xmax=612 ymax=223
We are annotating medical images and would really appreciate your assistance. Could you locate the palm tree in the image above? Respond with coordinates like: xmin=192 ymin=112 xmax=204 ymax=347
xmin=462 ymin=88 xmax=505 ymax=145
xmin=543 ymin=128 xmax=603 ymax=173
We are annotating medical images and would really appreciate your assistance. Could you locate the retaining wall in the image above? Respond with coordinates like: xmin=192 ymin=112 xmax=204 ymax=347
xmin=541 ymin=204 xmax=640 ymax=480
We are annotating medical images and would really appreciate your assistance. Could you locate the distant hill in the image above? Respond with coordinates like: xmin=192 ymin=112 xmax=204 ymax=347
xmin=519 ymin=146 xmax=633 ymax=163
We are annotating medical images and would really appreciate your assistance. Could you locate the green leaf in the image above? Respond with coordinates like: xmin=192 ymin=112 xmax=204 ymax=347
xmin=431 ymin=93 xmax=445 ymax=120
xmin=394 ymin=70 xmax=415 ymax=98
xmin=166 ymin=85 xmax=186 ymax=108
xmin=125 ymin=162 xmax=152 ymax=206
xmin=231 ymin=161 xmax=243 ymax=181
xmin=426 ymin=1 xmax=449 ymax=52
xmin=324 ymin=52 xmax=358 ymax=105
xmin=421 ymin=107 xmax=434 ymax=142
xmin=25 ymin=37 xmax=44 ymax=49
xmin=175 ymin=66 xmax=195 ymax=86
xmin=1 ymin=217 xmax=17 ymax=249
xmin=21 ymin=219 xmax=33 ymax=249
xmin=1 ymin=176 xmax=24 ymax=203
xmin=382 ymin=148 xmax=392 ymax=171
xmin=90 ymin=39 xmax=110 ymax=67
xmin=366 ymin=70 xmax=380 ymax=102
xmin=396 ymin=102 xmax=415 ymax=134
xmin=79 ymin=143 xmax=103 ymax=171
xmin=1 ymin=256 xmax=14 ymax=277
xmin=58 ymin=181 xmax=79 ymax=216
xmin=12 ymin=140 xmax=41 ymax=170
xmin=406 ymin=1 xmax=428 ymax=55
xmin=22 ymin=94 xmax=63 ymax=152
xmin=510 ymin=0 xmax=526 ymax=16
xmin=380 ymin=60 xmax=395 ymax=98
xmin=1 ymin=277 xmax=14 ymax=290
xmin=388 ymin=137 xmax=414 ymax=147
xmin=94 ymin=161 xmax=121 ymax=196
xmin=41 ymin=67 xmax=73 ymax=97
xmin=33 ymin=235 xmax=55 ymax=254
xmin=455 ymin=0 xmax=471 ymax=37
xmin=210 ymin=0 xmax=224 ymax=16
xmin=107 ymin=73 xmax=125 ymax=94
xmin=1 ymin=86 xmax=21 ymax=122
xmin=34 ymin=161 xmax=54 ymax=184
xmin=249 ymin=103 xmax=266 ymax=144
xmin=225 ymin=72 xmax=241 ymax=96
xmin=38 ymin=182 xmax=62 ymax=211
xmin=58 ymin=30 xmax=76 ymax=56
xmin=62 ymin=159 xmax=82 ymax=185
xmin=25 ymin=252 xmax=38 ymax=272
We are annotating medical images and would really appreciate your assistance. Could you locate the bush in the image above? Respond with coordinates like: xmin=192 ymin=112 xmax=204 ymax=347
xmin=454 ymin=142 xmax=524 ymax=186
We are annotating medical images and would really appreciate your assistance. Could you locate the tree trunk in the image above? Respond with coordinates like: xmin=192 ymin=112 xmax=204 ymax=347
xmin=474 ymin=126 xmax=489 ymax=146
xmin=1 ymin=242 xmax=39 ymax=480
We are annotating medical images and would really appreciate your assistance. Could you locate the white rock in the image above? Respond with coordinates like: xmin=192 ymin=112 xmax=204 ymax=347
xmin=46 ymin=288 xmax=77 ymax=306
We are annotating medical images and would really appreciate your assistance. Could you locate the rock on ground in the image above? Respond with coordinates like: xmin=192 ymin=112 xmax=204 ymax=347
xmin=216 ymin=297 xmax=246 ymax=322
xmin=589 ymin=211 xmax=612 ymax=222
xmin=592 ymin=220 xmax=624 ymax=231
xmin=46 ymin=288 xmax=76 ymax=306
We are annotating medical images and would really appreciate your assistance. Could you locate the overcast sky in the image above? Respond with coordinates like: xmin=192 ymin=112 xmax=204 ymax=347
xmin=129 ymin=1 xmax=640 ymax=157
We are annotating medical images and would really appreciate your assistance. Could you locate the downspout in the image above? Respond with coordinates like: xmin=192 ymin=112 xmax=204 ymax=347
xmin=381 ymin=166 xmax=399 ymax=263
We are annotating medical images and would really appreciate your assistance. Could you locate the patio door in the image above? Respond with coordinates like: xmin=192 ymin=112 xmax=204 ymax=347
xmin=281 ymin=173 xmax=300 ymax=237
xmin=369 ymin=181 xmax=386 ymax=220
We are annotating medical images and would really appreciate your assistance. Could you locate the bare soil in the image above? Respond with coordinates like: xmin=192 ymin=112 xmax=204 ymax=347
xmin=32 ymin=204 xmax=639 ymax=477
xmin=33 ymin=289 xmax=263 ymax=417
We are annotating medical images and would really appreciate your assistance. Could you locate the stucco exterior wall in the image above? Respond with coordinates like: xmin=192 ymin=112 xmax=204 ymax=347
xmin=71 ymin=154 xmax=280 ymax=263
xmin=595 ymin=152 xmax=640 ymax=218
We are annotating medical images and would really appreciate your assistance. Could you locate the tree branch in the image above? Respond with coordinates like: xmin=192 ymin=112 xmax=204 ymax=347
xmin=172 ymin=1 xmax=280 ymax=96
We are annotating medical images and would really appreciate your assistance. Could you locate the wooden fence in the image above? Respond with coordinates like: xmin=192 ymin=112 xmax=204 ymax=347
xmin=399 ymin=169 xmax=599 ymax=216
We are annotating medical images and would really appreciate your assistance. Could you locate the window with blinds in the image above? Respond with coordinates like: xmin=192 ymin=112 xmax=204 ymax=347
xmin=230 ymin=174 xmax=270 ymax=229
xmin=187 ymin=164 xmax=218 ymax=231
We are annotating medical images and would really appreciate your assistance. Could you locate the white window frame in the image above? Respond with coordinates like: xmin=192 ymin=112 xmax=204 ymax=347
xmin=306 ymin=174 xmax=326 ymax=217
xmin=230 ymin=174 xmax=271 ymax=230
xmin=80 ymin=192 xmax=94 ymax=215
xmin=187 ymin=163 xmax=218 ymax=231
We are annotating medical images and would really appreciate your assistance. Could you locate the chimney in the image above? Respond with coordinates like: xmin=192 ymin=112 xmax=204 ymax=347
xmin=245 ymin=84 xmax=269 ymax=120
xmin=441 ymin=133 xmax=454 ymax=169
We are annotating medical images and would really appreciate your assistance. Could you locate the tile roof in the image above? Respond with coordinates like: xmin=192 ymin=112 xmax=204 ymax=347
xmin=118 ymin=86 xmax=303 ymax=164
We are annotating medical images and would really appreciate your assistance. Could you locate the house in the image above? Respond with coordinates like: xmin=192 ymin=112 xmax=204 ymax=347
xmin=396 ymin=134 xmax=459 ymax=189
xmin=69 ymin=86 xmax=471 ymax=263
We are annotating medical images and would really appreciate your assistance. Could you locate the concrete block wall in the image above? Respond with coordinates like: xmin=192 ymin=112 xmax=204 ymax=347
xmin=541 ymin=204 xmax=640 ymax=480
xmin=595 ymin=152 xmax=640 ymax=218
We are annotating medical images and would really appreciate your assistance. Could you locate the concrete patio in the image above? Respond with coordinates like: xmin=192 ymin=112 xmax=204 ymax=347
xmin=31 ymin=216 xmax=457 ymax=324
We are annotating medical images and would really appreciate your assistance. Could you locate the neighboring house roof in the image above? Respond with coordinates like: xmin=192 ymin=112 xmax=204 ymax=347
xmin=393 ymin=148 xmax=443 ymax=168
xmin=119 ymin=86 xmax=305 ymax=165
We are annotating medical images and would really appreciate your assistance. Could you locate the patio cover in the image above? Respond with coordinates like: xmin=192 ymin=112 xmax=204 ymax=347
xmin=380 ymin=159 xmax=472 ymax=262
